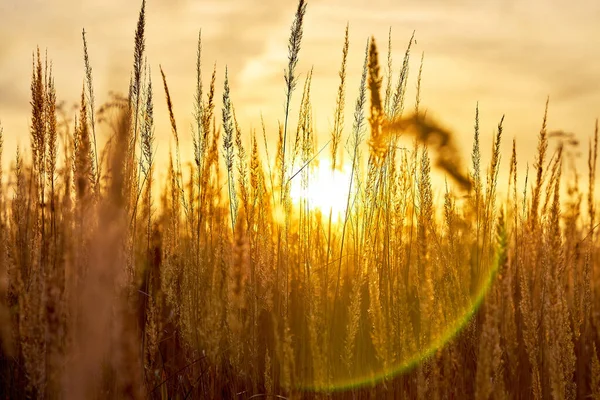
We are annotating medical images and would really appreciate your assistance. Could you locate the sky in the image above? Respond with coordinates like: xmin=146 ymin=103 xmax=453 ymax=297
xmin=1 ymin=0 xmax=599 ymax=191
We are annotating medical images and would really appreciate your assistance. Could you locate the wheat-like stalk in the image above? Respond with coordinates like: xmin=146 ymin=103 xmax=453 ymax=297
xmin=0 ymin=2 xmax=599 ymax=398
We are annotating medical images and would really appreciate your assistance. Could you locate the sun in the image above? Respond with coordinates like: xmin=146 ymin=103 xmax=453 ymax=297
xmin=289 ymin=158 xmax=353 ymax=221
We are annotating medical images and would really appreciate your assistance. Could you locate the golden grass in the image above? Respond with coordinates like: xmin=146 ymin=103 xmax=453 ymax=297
xmin=0 ymin=1 xmax=599 ymax=399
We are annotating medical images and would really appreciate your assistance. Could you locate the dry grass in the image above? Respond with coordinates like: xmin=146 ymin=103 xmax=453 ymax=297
xmin=1 ymin=1 xmax=599 ymax=399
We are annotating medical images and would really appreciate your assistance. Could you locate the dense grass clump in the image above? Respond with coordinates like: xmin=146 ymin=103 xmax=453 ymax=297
xmin=1 ymin=1 xmax=600 ymax=398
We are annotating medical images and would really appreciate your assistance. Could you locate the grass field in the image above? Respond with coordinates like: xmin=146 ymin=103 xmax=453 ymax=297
xmin=0 ymin=0 xmax=599 ymax=398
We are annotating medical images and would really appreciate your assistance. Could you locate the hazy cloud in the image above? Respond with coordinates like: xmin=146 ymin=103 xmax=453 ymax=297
xmin=0 ymin=0 xmax=598 ymax=177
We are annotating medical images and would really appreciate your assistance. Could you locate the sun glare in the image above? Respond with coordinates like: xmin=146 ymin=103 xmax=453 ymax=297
xmin=289 ymin=158 xmax=353 ymax=221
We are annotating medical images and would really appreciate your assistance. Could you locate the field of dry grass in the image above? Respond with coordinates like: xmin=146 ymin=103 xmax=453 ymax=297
xmin=1 ymin=0 xmax=599 ymax=398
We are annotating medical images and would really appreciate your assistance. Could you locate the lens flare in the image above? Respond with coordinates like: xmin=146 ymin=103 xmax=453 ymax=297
xmin=282 ymin=157 xmax=499 ymax=392
xmin=301 ymin=256 xmax=500 ymax=392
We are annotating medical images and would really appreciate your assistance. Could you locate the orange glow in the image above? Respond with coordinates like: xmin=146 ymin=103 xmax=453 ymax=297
xmin=289 ymin=158 xmax=353 ymax=222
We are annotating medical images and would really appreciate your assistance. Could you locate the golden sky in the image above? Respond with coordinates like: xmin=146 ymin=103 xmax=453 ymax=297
xmin=1 ymin=0 xmax=599 ymax=188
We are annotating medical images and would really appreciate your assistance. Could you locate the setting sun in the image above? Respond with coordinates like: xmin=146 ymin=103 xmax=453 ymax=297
xmin=289 ymin=158 xmax=353 ymax=221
